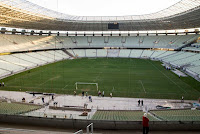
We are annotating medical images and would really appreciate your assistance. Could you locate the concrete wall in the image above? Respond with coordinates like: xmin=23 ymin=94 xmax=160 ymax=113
xmin=0 ymin=114 xmax=200 ymax=131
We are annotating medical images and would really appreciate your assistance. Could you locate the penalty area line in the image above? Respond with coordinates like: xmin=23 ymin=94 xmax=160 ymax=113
xmin=139 ymin=80 xmax=146 ymax=93
xmin=62 ymin=84 xmax=68 ymax=89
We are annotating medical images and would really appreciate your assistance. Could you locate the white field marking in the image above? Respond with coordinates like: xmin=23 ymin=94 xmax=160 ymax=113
xmin=148 ymin=60 xmax=187 ymax=93
xmin=62 ymin=84 xmax=68 ymax=89
xmin=38 ymin=76 xmax=60 ymax=86
xmin=95 ymin=72 xmax=102 ymax=81
xmin=139 ymin=80 xmax=146 ymax=93
xmin=112 ymin=86 xmax=115 ymax=91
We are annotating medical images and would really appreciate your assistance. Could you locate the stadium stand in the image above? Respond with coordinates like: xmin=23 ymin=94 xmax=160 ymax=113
xmin=187 ymin=66 xmax=200 ymax=76
xmin=86 ymin=49 xmax=97 ymax=57
xmin=170 ymin=53 xmax=200 ymax=67
xmin=56 ymin=36 xmax=76 ymax=48
xmin=118 ymin=49 xmax=131 ymax=58
xmin=0 ymin=59 xmax=25 ymax=73
xmin=76 ymin=37 xmax=89 ymax=47
xmin=97 ymin=49 xmax=108 ymax=57
xmin=129 ymin=49 xmax=143 ymax=58
xmin=0 ymin=54 xmax=37 ymax=68
xmin=154 ymin=51 xmax=177 ymax=59
xmin=73 ymin=49 xmax=86 ymax=57
xmin=182 ymin=47 xmax=200 ymax=52
xmin=150 ymin=50 xmax=166 ymax=59
xmin=0 ymin=50 xmax=69 ymax=78
xmin=0 ymin=34 xmax=199 ymax=53
xmin=0 ymin=69 xmax=11 ymax=78
xmin=90 ymin=37 xmax=105 ymax=47
xmin=0 ymin=102 xmax=42 ymax=115
xmin=150 ymin=110 xmax=200 ymax=121
xmin=163 ymin=52 xmax=196 ymax=64
xmin=107 ymin=49 xmax=120 ymax=57
xmin=140 ymin=50 xmax=154 ymax=58
xmin=106 ymin=37 xmax=122 ymax=47
xmin=92 ymin=110 xmax=158 ymax=121
xmin=191 ymin=42 xmax=200 ymax=48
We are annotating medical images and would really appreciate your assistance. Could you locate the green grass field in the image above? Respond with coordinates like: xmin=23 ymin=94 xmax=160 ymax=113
xmin=1 ymin=58 xmax=200 ymax=99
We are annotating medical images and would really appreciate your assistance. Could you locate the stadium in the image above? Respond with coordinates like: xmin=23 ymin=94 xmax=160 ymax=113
xmin=0 ymin=0 xmax=200 ymax=133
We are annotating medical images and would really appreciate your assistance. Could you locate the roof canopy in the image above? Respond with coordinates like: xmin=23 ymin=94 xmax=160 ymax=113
xmin=0 ymin=0 xmax=200 ymax=31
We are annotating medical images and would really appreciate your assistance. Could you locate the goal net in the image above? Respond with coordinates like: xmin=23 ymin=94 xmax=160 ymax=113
xmin=75 ymin=82 xmax=98 ymax=91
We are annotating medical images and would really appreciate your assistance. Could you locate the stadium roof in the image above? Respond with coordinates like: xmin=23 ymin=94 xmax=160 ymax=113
xmin=0 ymin=0 xmax=200 ymax=31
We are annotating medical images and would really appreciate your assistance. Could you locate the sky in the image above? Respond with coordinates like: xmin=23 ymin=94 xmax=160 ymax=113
xmin=27 ymin=0 xmax=181 ymax=16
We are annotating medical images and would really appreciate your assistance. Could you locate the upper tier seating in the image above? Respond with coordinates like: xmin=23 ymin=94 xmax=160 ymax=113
xmin=0 ymin=34 xmax=199 ymax=53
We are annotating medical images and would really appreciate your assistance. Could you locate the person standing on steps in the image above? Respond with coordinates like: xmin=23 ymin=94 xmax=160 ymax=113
xmin=143 ymin=113 xmax=149 ymax=134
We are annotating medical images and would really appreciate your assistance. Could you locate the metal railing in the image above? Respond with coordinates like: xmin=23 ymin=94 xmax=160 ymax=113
xmin=74 ymin=130 xmax=83 ymax=134
xmin=86 ymin=123 xmax=93 ymax=134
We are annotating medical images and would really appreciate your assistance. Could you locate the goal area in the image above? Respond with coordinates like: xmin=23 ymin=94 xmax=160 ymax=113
xmin=75 ymin=82 xmax=98 ymax=91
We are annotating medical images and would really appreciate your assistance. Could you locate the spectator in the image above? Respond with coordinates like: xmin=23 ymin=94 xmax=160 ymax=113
xmin=98 ymin=90 xmax=101 ymax=97
xmin=42 ymin=97 xmax=44 ymax=103
xmin=52 ymin=94 xmax=54 ymax=100
xmin=110 ymin=93 xmax=112 ymax=98
xmin=2 ymin=82 xmax=4 ymax=86
xmin=181 ymin=96 xmax=184 ymax=103
xmin=22 ymin=97 xmax=25 ymax=102
xmin=138 ymin=100 xmax=140 ymax=106
xmin=85 ymin=92 xmax=88 ymax=97
xmin=141 ymin=100 xmax=143 ymax=106
xmin=82 ymin=91 xmax=85 ymax=97
xmin=53 ymin=102 xmax=58 ymax=107
xmin=74 ymin=91 xmax=76 ymax=96
xmin=143 ymin=113 xmax=149 ymax=134
xmin=89 ymin=96 xmax=92 ymax=102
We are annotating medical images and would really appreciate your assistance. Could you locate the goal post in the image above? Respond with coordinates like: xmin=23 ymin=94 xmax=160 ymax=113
xmin=75 ymin=82 xmax=98 ymax=91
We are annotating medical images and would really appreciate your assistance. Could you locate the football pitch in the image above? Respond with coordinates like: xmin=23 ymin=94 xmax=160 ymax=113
xmin=1 ymin=58 xmax=200 ymax=100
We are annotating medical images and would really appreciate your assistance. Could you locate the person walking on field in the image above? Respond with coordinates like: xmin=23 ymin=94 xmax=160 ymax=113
xmin=143 ymin=113 xmax=149 ymax=134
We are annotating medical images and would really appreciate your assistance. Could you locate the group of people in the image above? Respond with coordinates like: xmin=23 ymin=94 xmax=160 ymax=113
xmin=165 ymin=66 xmax=171 ymax=70
xmin=0 ymin=82 xmax=4 ymax=87
xmin=81 ymin=91 xmax=92 ymax=102
xmin=138 ymin=99 xmax=144 ymax=106
xmin=98 ymin=90 xmax=113 ymax=98
xmin=74 ymin=90 xmax=113 ymax=98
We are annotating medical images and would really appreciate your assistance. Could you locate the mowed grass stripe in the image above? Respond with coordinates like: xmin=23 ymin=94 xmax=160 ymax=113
xmin=1 ymin=58 xmax=200 ymax=99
